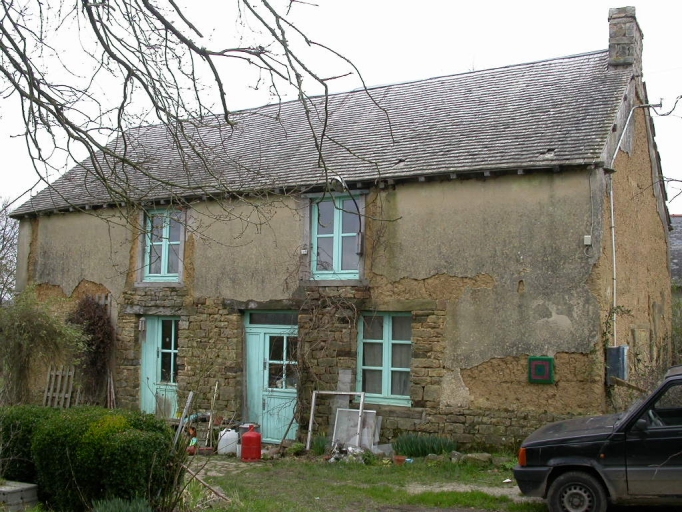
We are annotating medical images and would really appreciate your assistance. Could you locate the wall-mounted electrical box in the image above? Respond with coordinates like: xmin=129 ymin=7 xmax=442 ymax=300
xmin=606 ymin=345 xmax=629 ymax=384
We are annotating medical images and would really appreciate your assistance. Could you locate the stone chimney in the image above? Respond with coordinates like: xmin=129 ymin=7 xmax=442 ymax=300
xmin=608 ymin=6 xmax=643 ymax=76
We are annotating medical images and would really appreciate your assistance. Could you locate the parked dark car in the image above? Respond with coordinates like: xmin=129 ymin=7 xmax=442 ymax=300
xmin=514 ymin=366 xmax=682 ymax=512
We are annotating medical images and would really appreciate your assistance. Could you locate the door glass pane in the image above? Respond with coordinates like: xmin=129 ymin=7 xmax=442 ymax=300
xmin=341 ymin=235 xmax=359 ymax=270
xmin=316 ymin=201 xmax=335 ymax=235
xmin=288 ymin=337 xmax=298 ymax=362
xmin=151 ymin=215 xmax=164 ymax=242
xmin=391 ymin=371 xmax=410 ymax=396
xmin=161 ymin=320 xmax=175 ymax=350
xmin=363 ymin=316 xmax=383 ymax=340
xmin=392 ymin=316 xmax=412 ymax=341
xmin=316 ymin=238 xmax=334 ymax=271
xmin=363 ymin=370 xmax=382 ymax=394
xmin=363 ymin=343 xmax=383 ymax=366
xmin=149 ymin=245 xmax=162 ymax=274
xmin=161 ymin=352 xmax=172 ymax=382
xmin=269 ymin=336 xmax=284 ymax=361
xmin=342 ymin=199 xmax=360 ymax=233
xmin=169 ymin=213 xmax=182 ymax=242
xmin=168 ymin=243 xmax=180 ymax=274
xmin=285 ymin=364 xmax=298 ymax=389
xmin=269 ymin=363 xmax=284 ymax=388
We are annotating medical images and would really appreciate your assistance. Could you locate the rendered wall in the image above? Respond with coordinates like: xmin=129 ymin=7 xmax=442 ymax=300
xmin=365 ymin=171 xmax=607 ymax=415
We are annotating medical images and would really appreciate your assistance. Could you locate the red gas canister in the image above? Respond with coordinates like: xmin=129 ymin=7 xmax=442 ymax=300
xmin=240 ymin=424 xmax=261 ymax=461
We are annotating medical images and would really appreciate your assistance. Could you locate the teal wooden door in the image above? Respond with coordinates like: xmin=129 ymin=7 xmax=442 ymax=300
xmin=141 ymin=317 xmax=179 ymax=418
xmin=245 ymin=313 xmax=298 ymax=443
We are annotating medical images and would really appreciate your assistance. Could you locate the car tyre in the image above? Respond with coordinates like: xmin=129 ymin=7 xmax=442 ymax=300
xmin=547 ymin=471 xmax=607 ymax=512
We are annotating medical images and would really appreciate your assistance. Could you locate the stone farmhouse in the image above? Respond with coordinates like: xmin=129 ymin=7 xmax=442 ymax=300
xmin=12 ymin=7 xmax=671 ymax=447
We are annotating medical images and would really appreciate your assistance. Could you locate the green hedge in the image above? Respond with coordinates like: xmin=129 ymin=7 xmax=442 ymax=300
xmin=0 ymin=405 xmax=59 ymax=483
xmin=27 ymin=407 xmax=183 ymax=512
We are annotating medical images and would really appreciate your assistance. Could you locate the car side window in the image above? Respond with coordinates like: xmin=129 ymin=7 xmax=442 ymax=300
xmin=645 ymin=383 xmax=682 ymax=428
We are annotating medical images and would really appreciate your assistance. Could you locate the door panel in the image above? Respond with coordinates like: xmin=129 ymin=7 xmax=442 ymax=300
xmin=626 ymin=381 xmax=682 ymax=496
xmin=262 ymin=335 xmax=298 ymax=442
xmin=141 ymin=317 xmax=179 ymax=418
xmin=245 ymin=319 xmax=298 ymax=443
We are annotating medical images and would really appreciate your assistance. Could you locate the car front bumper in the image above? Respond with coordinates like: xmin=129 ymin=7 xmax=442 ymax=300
xmin=513 ymin=465 xmax=551 ymax=497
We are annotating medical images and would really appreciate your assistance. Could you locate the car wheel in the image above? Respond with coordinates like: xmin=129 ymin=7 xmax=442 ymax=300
xmin=547 ymin=471 xmax=607 ymax=512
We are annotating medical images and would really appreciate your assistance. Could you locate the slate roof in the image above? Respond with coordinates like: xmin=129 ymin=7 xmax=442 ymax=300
xmin=13 ymin=50 xmax=633 ymax=216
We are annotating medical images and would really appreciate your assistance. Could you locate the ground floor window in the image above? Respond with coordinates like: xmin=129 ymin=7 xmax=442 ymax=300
xmin=357 ymin=312 xmax=412 ymax=406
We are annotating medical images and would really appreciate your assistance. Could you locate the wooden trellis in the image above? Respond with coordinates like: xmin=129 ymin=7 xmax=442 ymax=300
xmin=43 ymin=365 xmax=79 ymax=408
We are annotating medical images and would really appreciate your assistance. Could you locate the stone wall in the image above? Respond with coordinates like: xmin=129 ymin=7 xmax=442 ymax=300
xmin=116 ymin=288 xmax=244 ymax=418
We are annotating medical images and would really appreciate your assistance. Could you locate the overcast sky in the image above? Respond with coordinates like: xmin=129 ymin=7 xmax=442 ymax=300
xmin=2 ymin=1 xmax=681 ymax=211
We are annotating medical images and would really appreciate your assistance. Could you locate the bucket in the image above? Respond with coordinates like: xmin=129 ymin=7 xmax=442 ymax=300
xmin=217 ymin=429 xmax=239 ymax=455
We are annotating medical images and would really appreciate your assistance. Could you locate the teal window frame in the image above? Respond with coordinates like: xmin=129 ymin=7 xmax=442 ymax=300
xmin=311 ymin=195 xmax=361 ymax=280
xmin=143 ymin=210 xmax=183 ymax=282
xmin=357 ymin=312 xmax=412 ymax=406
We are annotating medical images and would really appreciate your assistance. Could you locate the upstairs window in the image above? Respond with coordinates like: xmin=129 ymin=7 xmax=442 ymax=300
xmin=357 ymin=312 xmax=412 ymax=406
xmin=311 ymin=195 xmax=362 ymax=280
xmin=144 ymin=210 xmax=183 ymax=282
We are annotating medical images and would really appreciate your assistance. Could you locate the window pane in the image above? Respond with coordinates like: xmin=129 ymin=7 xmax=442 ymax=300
xmin=284 ymin=364 xmax=298 ymax=389
xmin=316 ymin=238 xmax=334 ymax=271
xmin=149 ymin=245 xmax=162 ymax=274
xmin=316 ymin=201 xmax=335 ymax=235
xmin=391 ymin=371 xmax=410 ymax=396
xmin=249 ymin=312 xmax=298 ymax=325
xmin=151 ymin=215 xmax=164 ymax=242
xmin=363 ymin=343 xmax=383 ymax=366
xmin=169 ymin=215 xmax=182 ymax=242
xmin=288 ymin=336 xmax=298 ymax=362
xmin=269 ymin=363 xmax=284 ymax=388
xmin=269 ymin=336 xmax=284 ymax=361
xmin=167 ymin=243 xmax=180 ymax=274
xmin=161 ymin=320 xmax=175 ymax=350
xmin=392 ymin=344 xmax=411 ymax=368
xmin=342 ymin=199 xmax=360 ymax=233
xmin=341 ymin=235 xmax=360 ymax=270
xmin=363 ymin=316 xmax=383 ymax=340
xmin=392 ymin=316 xmax=412 ymax=341
xmin=363 ymin=370 xmax=382 ymax=394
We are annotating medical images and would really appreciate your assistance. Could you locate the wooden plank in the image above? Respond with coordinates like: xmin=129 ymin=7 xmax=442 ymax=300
xmin=64 ymin=366 xmax=74 ymax=408
xmin=55 ymin=365 xmax=65 ymax=408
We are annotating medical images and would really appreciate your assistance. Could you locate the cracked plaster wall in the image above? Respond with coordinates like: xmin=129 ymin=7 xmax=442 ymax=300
xmin=366 ymin=172 xmax=605 ymax=412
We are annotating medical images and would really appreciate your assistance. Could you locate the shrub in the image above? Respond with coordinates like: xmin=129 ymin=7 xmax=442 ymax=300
xmin=0 ymin=405 xmax=58 ymax=482
xmin=392 ymin=433 xmax=457 ymax=458
xmin=67 ymin=296 xmax=115 ymax=404
xmin=92 ymin=498 xmax=153 ymax=512
xmin=0 ymin=288 xmax=86 ymax=405
xmin=31 ymin=407 xmax=183 ymax=512
xmin=286 ymin=442 xmax=306 ymax=456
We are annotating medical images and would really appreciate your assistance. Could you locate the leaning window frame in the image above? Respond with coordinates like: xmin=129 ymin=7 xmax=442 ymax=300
xmin=356 ymin=312 xmax=412 ymax=407
xmin=306 ymin=192 xmax=366 ymax=282
xmin=139 ymin=208 xmax=186 ymax=284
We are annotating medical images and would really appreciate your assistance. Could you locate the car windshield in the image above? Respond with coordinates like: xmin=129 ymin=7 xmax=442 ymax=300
xmin=613 ymin=374 xmax=669 ymax=429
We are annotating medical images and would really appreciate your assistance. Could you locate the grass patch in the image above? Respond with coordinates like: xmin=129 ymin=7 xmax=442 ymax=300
xmin=204 ymin=455 xmax=541 ymax=512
